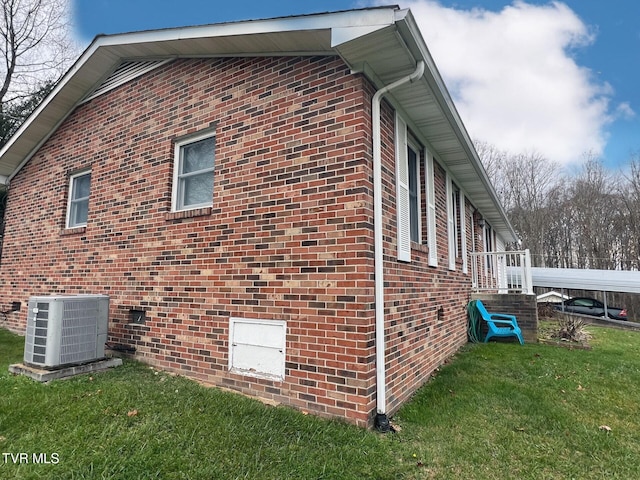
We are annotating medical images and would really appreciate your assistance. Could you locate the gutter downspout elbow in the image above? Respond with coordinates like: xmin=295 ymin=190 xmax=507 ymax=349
xmin=372 ymin=60 xmax=425 ymax=431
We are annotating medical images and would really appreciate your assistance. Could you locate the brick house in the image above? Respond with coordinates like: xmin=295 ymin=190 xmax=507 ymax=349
xmin=0 ymin=7 xmax=517 ymax=428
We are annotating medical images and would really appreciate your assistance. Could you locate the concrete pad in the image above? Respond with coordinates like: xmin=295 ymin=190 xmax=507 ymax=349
xmin=8 ymin=358 xmax=123 ymax=382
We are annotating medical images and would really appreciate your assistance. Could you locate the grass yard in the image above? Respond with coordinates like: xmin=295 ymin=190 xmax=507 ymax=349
xmin=1 ymin=323 xmax=640 ymax=479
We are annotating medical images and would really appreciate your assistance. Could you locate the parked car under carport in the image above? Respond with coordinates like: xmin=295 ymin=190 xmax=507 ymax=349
xmin=554 ymin=297 xmax=627 ymax=321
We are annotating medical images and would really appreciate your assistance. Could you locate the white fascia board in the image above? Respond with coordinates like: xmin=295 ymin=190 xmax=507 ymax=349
xmin=95 ymin=8 xmax=398 ymax=48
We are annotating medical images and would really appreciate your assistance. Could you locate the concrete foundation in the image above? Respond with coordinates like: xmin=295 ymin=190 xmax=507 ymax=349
xmin=8 ymin=358 xmax=123 ymax=382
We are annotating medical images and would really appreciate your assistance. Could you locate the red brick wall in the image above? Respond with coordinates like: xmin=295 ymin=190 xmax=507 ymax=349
xmin=0 ymin=54 xmax=480 ymax=427
xmin=0 ymin=56 xmax=377 ymax=426
xmin=377 ymin=102 xmax=474 ymax=416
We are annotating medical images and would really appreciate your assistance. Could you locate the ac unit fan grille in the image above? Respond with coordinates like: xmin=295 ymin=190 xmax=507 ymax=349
xmin=59 ymin=300 xmax=99 ymax=365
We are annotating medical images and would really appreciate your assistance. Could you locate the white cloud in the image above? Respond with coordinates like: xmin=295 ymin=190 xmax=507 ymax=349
xmin=615 ymin=102 xmax=635 ymax=120
xmin=383 ymin=1 xmax=620 ymax=165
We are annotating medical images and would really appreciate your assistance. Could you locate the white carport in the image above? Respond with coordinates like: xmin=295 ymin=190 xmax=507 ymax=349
xmin=531 ymin=267 xmax=640 ymax=317
xmin=531 ymin=268 xmax=640 ymax=294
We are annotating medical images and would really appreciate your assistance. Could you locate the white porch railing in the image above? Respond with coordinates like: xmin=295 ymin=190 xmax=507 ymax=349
xmin=470 ymin=249 xmax=533 ymax=295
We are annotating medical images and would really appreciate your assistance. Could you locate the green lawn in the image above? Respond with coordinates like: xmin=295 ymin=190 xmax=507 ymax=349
xmin=1 ymin=324 xmax=640 ymax=479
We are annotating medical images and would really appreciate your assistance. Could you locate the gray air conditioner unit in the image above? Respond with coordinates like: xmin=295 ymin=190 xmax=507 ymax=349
xmin=24 ymin=295 xmax=109 ymax=369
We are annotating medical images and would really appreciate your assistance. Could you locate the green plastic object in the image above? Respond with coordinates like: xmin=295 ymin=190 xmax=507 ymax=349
xmin=466 ymin=300 xmax=483 ymax=343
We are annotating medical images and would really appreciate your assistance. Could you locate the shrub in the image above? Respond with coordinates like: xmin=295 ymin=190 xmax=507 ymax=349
xmin=554 ymin=314 xmax=591 ymax=344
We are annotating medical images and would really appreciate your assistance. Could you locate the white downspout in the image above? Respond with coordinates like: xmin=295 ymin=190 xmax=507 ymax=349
xmin=372 ymin=60 xmax=425 ymax=431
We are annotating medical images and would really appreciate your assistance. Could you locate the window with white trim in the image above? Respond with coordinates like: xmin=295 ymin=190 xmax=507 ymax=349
xmin=396 ymin=113 xmax=437 ymax=264
xmin=408 ymin=143 xmax=421 ymax=243
xmin=484 ymin=222 xmax=494 ymax=253
xmin=66 ymin=171 xmax=91 ymax=228
xmin=447 ymin=177 xmax=469 ymax=272
xmin=484 ymin=221 xmax=495 ymax=273
xmin=425 ymin=151 xmax=437 ymax=266
xmin=396 ymin=114 xmax=424 ymax=261
xmin=173 ymin=131 xmax=215 ymax=211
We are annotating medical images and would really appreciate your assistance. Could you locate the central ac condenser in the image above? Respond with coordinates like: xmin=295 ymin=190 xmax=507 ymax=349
xmin=23 ymin=295 xmax=109 ymax=369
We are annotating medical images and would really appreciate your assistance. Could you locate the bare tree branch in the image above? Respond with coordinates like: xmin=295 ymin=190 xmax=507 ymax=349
xmin=0 ymin=0 xmax=78 ymax=114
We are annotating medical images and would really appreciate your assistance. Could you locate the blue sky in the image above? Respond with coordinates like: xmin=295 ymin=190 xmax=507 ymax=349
xmin=72 ymin=1 xmax=640 ymax=169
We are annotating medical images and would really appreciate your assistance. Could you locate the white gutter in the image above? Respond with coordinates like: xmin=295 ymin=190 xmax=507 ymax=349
xmin=372 ymin=60 xmax=424 ymax=430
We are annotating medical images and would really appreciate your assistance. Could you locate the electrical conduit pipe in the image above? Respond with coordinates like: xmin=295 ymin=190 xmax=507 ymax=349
xmin=372 ymin=60 xmax=425 ymax=431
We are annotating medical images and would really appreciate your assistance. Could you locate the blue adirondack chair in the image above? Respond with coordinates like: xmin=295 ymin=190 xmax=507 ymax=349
xmin=475 ymin=299 xmax=524 ymax=345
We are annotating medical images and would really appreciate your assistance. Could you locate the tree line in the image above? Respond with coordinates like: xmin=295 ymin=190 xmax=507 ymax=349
xmin=477 ymin=141 xmax=640 ymax=318
xmin=477 ymin=141 xmax=640 ymax=271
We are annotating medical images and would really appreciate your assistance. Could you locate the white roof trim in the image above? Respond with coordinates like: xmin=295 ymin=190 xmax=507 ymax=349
xmin=537 ymin=291 xmax=569 ymax=302
xmin=91 ymin=8 xmax=397 ymax=48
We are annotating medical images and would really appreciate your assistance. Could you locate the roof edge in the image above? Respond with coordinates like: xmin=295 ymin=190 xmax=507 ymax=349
xmin=394 ymin=9 xmax=518 ymax=243
xmin=2 ymin=6 xmax=401 ymax=183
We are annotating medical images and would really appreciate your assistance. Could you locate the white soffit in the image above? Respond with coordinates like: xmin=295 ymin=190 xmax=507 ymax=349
xmin=331 ymin=25 xmax=390 ymax=47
